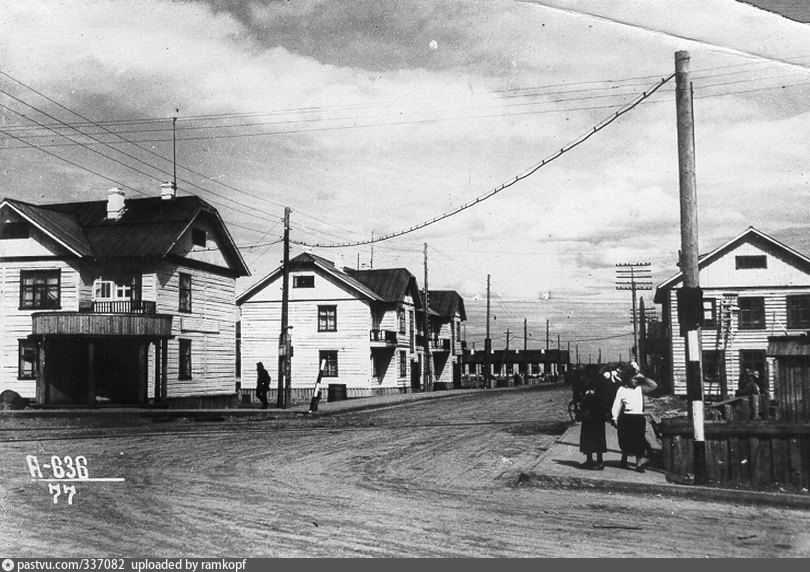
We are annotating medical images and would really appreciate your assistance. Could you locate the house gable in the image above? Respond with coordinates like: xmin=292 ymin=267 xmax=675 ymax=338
xmin=655 ymin=227 xmax=810 ymax=302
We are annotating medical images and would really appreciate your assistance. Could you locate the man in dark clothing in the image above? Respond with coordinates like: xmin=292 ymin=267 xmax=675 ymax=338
xmin=256 ymin=362 xmax=271 ymax=409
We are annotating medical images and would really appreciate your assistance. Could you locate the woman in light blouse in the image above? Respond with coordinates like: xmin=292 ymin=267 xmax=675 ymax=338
xmin=611 ymin=362 xmax=657 ymax=472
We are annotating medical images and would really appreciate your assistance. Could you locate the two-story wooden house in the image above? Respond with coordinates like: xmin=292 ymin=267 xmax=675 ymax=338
xmin=425 ymin=290 xmax=466 ymax=390
xmin=654 ymin=227 xmax=810 ymax=398
xmin=0 ymin=186 xmax=249 ymax=407
xmin=236 ymin=252 xmax=467 ymax=400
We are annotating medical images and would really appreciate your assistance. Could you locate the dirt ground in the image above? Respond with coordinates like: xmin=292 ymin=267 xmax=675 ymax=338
xmin=2 ymin=385 xmax=809 ymax=557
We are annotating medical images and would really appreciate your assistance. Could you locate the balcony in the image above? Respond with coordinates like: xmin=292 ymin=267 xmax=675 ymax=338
xmin=370 ymin=329 xmax=398 ymax=346
xmin=430 ymin=338 xmax=451 ymax=352
xmin=32 ymin=311 xmax=172 ymax=338
xmin=80 ymin=300 xmax=157 ymax=314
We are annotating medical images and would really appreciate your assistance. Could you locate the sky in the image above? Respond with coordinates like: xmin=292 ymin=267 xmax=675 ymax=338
xmin=1 ymin=0 xmax=810 ymax=364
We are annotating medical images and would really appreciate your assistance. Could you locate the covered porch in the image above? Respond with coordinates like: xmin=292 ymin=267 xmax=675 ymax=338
xmin=30 ymin=312 xmax=173 ymax=407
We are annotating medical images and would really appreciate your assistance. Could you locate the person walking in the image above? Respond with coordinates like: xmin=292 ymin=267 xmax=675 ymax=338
xmin=611 ymin=361 xmax=657 ymax=472
xmin=578 ymin=369 xmax=616 ymax=470
xmin=256 ymin=362 xmax=271 ymax=409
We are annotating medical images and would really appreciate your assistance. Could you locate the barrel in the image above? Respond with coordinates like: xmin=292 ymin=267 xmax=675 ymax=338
xmin=327 ymin=383 xmax=347 ymax=402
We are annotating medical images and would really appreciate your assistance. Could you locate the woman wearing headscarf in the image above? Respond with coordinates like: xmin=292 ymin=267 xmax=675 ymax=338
xmin=611 ymin=361 xmax=657 ymax=472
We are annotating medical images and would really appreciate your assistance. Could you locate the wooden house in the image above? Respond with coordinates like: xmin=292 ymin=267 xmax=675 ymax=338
xmin=0 ymin=186 xmax=249 ymax=407
xmin=463 ymin=348 xmax=569 ymax=386
xmin=654 ymin=227 xmax=810 ymax=399
xmin=425 ymin=290 xmax=466 ymax=390
xmin=236 ymin=253 xmax=467 ymax=401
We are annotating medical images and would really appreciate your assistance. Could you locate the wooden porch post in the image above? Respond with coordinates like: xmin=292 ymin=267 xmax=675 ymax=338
xmin=161 ymin=339 xmax=168 ymax=401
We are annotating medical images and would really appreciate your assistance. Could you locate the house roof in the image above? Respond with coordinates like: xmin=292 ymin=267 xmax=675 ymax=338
xmin=237 ymin=252 xmax=425 ymax=307
xmin=347 ymin=267 xmax=423 ymax=306
xmin=428 ymin=290 xmax=467 ymax=321
xmin=653 ymin=226 xmax=810 ymax=303
xmin=237 ymin=252 xmax=386 ymax=305
xmin=1 ymin=195 xmax=249 ymax=276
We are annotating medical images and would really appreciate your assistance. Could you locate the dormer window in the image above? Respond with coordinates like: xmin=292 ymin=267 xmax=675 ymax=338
xmin=192 ymin=228 xmax=207 ymax=247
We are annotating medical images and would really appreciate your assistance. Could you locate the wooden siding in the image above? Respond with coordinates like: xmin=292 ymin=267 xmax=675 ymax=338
xmin=169 ymin=214 xmax=232 ymax=271
xmin=151 ymin=261 xmax=237 ymax=397
xmin=239 ymin=269 xmax=418 ymax=392
xmin=663 ymin=237 xmax=810 ymax=396
xmin=0 ymin=259 xmax=82 ymax=397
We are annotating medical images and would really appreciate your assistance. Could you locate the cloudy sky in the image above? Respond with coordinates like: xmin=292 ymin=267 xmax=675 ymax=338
xmin=2 ymin=0 xmax=809 ymax=364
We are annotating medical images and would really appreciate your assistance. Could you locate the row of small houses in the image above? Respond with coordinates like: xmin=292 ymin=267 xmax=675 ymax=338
xmin=2 ymin=188 xmax=810 ymax=413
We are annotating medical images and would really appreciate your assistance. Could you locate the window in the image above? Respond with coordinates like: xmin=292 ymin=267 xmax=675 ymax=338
xmin=293 ymin=275 xmax=314 ymax=288
xmin=738 ymin=297 xmax=765 ymax=330
xmin=787 ymin=295 xmax=810 ymax=329
xmin=1 ymin=222 xmax=29 ymax=239
xmin=179 ymin=339 xmax=192 ymax=379
xmin=320 ymin=350 xmax=338 ymax=377
xmin=702 ymin=299 xmax=717 ymax=329
xmin=736 ymin=255 xmax=767 ymax=269
xmin=398 ymin=309 xmax=406 ymax=334
xmin=318 ymin=305 xmax=337 ymax=332
xmin=192 ymin=228 xmax=206 ymax=247
xmin=95 ymin=280 xmax=113 ymax=300
xmin=702 ymin=350 xmax=723 ymax=384
xmin=20 ymin=270 xmax=60 ymax=309
xmin=399 ymin=351 xmax=407 ymax=378
xmin=409 ymin=312 xmax=415 ymax=351
xmin=18 ymin=340 xmax=38 ymax=380
xmin=179 ymin=273 xmax=192 ymax=312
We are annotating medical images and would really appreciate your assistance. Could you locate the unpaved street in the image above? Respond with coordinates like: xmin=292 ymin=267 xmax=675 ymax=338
xmin=2 ymin=385 xmax=809 ymax=557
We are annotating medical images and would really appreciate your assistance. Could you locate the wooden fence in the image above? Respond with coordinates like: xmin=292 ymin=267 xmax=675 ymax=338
xmin=659 ymin=417 xmax=810 ymax=492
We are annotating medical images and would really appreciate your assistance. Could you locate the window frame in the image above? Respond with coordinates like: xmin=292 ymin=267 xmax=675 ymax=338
xmin=293 ymin=275 xmax=315 ymax=288
xmin=179 ymin=272 xmax=192 ymax=313
xmin=702 ymin=298 xmax=717 ymax=329
xmin=702 ymin=349 xmax=723 ymax=384
xmin=18 ymin=339 xmax=38 ymax=380
xmin=179 ymin=339 xmax=192 ymax=380
xmin=317 ymin=305 xmax=337 ymax=332
xmin=738 ymin=297 xmax=765 ymax=330
xmin=320 ymin=350 xmax=338 ymax=377
xmin=735 ymin=255 xmax=767 ymax=270
xmin=398 ymin=308 xmax=406 ymax=334
xmin=787 ymin=294 xmax=810 ymax=329
xmin=399 ymin=350 xmax=407 ymax=378
xmin=19 ymin=269 xmax=61 ymax=310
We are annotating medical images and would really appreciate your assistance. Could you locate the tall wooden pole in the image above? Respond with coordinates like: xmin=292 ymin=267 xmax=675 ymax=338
xmin=523 ymin=318 xmax=529 ymax=381
xmin=485 ymin=274 xmax=491 ymax=389
xmin=423 ymin=243 xmax=433 ymax=392
xmin=277 ymin=207 xmax=291 ymax=408
xmin=676 ymin=50 xmax=707 ymax=485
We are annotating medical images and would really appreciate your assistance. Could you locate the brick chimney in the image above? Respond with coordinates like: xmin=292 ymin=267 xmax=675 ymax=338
xmin=106 ymin=188 xmax=126 ymax=220
xmin=160 ymin=181 xmax=177 ymax=200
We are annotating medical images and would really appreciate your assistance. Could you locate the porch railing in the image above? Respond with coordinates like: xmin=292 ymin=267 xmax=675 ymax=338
xmin=370 ymin=329 xmax=398 ymax=344
xmin=82 ymin=300 xmax=157 ymax=314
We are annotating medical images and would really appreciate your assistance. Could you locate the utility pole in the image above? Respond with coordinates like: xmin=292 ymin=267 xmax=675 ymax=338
xmin=545 ymin=319 xmax=550 ymax=375
xmin=676 ymin=50 xmax=707 ymax=485
xmin=639 ymin=297 xmax=648 ymax=370
xmin=485 ymin=275 xmax=491 ymax=389
xmin=523 ymin=318 xmax=529 ymax=382
xmin=277 ymin=207 xmax=291 ymax=409
xmin=423 ymin=243 xmax=433 ymax=392
xmin=616 ymin=262 xmax=653 ymax=363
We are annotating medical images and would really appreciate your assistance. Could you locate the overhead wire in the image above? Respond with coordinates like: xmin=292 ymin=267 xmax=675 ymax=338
xmin=292 ymin=72 xmax=675 ymax=249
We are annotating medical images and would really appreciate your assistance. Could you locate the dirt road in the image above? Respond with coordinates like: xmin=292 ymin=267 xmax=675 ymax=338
xmin=2 ymin=385 xmax=809 ymax=557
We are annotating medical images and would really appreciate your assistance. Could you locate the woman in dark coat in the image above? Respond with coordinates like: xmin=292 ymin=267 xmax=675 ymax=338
xmin=578 ymin=370 xmax=617 ymax=470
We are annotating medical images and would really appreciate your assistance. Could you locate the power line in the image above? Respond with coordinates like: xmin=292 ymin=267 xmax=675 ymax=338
xmin=292 ymin=73 xmax=674 ymax=249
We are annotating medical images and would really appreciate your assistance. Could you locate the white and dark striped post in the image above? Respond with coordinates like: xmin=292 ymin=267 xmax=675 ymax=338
xmin=675 ymin=50 xmax=707 ymax=485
